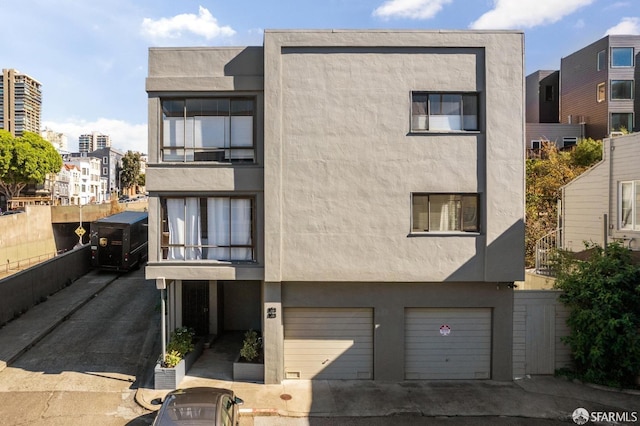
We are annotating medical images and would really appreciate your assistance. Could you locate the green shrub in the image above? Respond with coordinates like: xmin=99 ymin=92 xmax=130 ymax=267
xmin=240 ymin=329 xmax=262 ymax=363
xmin=161 ymin=327 xmax=195 ymax=367
xmin=554 ymin=243 xmax=640 ymax=388
xmin=163 ymin=350 xmax=183 ymax=368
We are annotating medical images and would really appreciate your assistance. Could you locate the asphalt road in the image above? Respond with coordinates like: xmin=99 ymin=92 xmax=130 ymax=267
xmin=0 ymin=268 xmax=159 ymax=426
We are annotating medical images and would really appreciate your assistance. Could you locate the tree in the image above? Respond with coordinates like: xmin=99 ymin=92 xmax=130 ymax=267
xmin=525 ymin=139 xmax=602 ymax=267
xmin=120 ymin=150 xmax=141 ymax=191
xmin=553 ymin=243 xmax=640 ymax=388
xmin=0 ymin=130 xmax=63 ymax=200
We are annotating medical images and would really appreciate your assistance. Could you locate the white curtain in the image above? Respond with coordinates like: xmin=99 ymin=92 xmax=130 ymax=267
xmin=167 ymin=198 xmax=202 ymax=260
xmin=194 ymin=116 xmax=228 ymax=148
xmin=231 ymin=199 xmax=252 ymax=260
xmin=167 ymin=199 xmax=185 ymax=260
xmin=207 ymin=198 xmax=230 ymax=260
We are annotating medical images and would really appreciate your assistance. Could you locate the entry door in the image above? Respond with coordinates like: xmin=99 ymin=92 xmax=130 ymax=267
xmin=182 ymin=281 xmax=209 ymax=336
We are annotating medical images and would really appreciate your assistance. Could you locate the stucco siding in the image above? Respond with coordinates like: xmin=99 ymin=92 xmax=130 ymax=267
xmin=264 ymin=30 xmax=524 ymax=283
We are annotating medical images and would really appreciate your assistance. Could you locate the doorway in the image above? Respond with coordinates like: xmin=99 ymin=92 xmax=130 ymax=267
xmin=182 ymin=281 xmax=209 ymax=336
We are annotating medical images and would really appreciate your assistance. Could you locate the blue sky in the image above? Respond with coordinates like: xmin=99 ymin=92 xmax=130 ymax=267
xmin=1 ymin=0 xmax=638 ymax=154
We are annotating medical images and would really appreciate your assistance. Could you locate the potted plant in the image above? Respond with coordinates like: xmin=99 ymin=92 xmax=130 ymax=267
xmin=233 ymin=329 xmax=264 ymax=382
xmin=154 ymin=327 xmax=204 ymax=389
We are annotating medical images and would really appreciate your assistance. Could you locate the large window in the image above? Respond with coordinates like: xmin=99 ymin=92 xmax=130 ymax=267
xmin=611 ymin=112 xmax=633 ymax=132
xmin=162 ymin=98 xmax=255 ymax=163
xmin=611 ymin=47 xmax=634 ymax=67
xmin=160 ymin=196 xmax=254 ymax=261
xmin=411 ymin=193 xmax=479 ymax=233
xmin=610 ymin=80 xmax=633 ymax=100
xmin=411 ymin=92 xmax=479 ymax=132
xmin=620 ymin=181 xmax=640 ymax=230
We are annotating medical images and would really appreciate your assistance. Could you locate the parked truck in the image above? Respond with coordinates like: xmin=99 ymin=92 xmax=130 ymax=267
xmin=90 ymin=211 xmax=148 ymax=271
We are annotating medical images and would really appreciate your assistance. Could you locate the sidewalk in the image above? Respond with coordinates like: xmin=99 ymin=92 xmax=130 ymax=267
xmin=0 ymin=270 xmax=119 ymax=372
xmin=1 ymin=271 xmax=638 ymax=422
xmin=135 ymin=334 xmax=640 ymax=422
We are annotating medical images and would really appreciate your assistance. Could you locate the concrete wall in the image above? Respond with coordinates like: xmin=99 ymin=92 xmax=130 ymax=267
xmin=264 ymin=30 xmax=525 ymax=283
xmin=0 ymin=206 xmax=56 ymax=269
xmin=0 ymin=245 xmax=91 ymax=326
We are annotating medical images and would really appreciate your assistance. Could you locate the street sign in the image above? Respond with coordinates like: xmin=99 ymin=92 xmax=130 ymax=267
xmin=75 ymin=226 xmax=86 ymax=237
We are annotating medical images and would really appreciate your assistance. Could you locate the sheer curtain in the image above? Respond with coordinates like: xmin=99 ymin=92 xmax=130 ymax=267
xmin=167 ymin=198 xmax=202 ymax=260
xmin=207 ymin=198 xmax=230 ymax=260
xmin=231 ymin=199 xmax=252 ymax=260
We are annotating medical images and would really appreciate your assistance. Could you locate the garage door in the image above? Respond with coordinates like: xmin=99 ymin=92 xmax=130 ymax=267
xmin=405 ymin=308 xmax=491 ymax=379
xmin=284 ymin=308 xmax=373 ymax=380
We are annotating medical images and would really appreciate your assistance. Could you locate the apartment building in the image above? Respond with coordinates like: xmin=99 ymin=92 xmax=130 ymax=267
xmin=0 ymin=68 xmax=42 ymax=137
xmin=79 ymin=132 xmax=111 ymax=153
xmin=145 ymin=30 xmax=525 ymax=384
xmin=561 ymin=35 xmax=640 ymax=140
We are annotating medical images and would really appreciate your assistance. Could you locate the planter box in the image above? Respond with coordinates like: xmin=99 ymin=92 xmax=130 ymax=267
xmin=154 ymin=357 xmax=185 ymax=390
xmin=154 ymin=337 xmax=205 ymax=390
xmin=233 ymin=354 xmax=264 ymax=383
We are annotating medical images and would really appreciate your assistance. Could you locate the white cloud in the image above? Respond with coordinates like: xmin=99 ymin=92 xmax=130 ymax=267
xmin=43 ymin=118 xmax=148 ymax=155
xmin=605 ymin=17 xmax=640 ymax=35
xmin=140 ymin=6 xmax=235 ymax=42
xmin=470 ymin=0 xmax=595 ymax=30
xmin=372 ymin=0 xmax=452 ymax=20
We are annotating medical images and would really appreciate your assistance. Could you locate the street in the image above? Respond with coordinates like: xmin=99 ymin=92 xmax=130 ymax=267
xmin=0 ymin=268 xmax=159 ymax=425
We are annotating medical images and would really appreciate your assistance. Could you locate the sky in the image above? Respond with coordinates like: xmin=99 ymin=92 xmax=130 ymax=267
xmin=1 ymin=0 xmax=639 ymax=155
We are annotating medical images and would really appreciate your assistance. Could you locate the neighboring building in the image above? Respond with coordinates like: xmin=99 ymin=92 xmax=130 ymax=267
xmin=560 ymin=35 xmax=640 ymax=140
xmin=53 ymin=165 xmax=71 ymax=206
xmin=41 ymin=127 xmax=69 ymax=152
xmin=66 ymin=157 xmax=102 ymax=205
xmin=87 ymin=147 xmax=124 ymax=200
xmin=79 ymin=132 xmax=111 ymax=153
xmin=145 ymin=30 xmax=525 ymax=384
xmin=561 ymin=132 xmax=640 ymax=252
xmin=525 ymin=70 xmax=584 ymax=151
xmin=0 ymin=68 xmax=42 ymax=137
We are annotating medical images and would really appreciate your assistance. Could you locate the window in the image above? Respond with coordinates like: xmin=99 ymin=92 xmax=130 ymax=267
xmin=597 ymin=49 xmax=606 ymax=71
xmin=531 ymin=140 xmax=541 ymax=149
xmin=562 ymin=137 xmax=578 ymax=148
xmin=160 ymin=196 xmax=254 ymax=261
xmin=411 ymin=92 xmax=479 ymax=132
xmin=411 ymin=193 xmax=479 ymax=233
xmin=611 ymin=112 xmax=633 ymax=133
xmin=611 ymin=47 xmax=634 ymax=67
xmin=597 ymin=82 xmax=606 ymax=102
xmin=619 ymin=181 xmax=640 ymax=230
xmin=610 ymin=80 xmax=633 ymax=100
xmin=544 ymin=85 xmax=554 ymax=102
xmin=103 ymin=156 xmax=108 ymax=164
xmin=162 ymin=97 xmax=255 ymax=163
xmin=102 ymin=167 xmax=108 ymax=175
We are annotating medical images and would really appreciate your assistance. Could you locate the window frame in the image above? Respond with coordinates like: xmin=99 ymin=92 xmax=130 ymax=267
xmin=410 ymin=193 xmax=480 ymax=234
xmin=562 ymin=137 xmax=578 ymax=148
xmin=159 ymin=195 xmax=256 ymax=262
xmin=610 ymin=80 xmax=633 ymax=100
xmin=531 ymin=140 xmax=541 ymax=149
xmin=160 ymin=97 xmax=257 ymax=164
xmin=597 ymin=82 xmax=606 ymax=103
xmin=619 ymin=180 xmax=640 ymax=231
xmin=610 ymin=112 xmax=634 ymax=133
xmin=411 ymin=91 xmax=480 ymax=133
xmin=611 ymin=47 xmax=634 ymax=68
xmin=597 ymin=49 xmax=606 ymax=71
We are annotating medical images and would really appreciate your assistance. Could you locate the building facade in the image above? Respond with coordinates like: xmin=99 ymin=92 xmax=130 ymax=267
xmin=0 ymin=68 xmax=42 ymax=137
xmin=560 ymin=35 xmax=640 ymax=140
xmin=87 ymin=147 xmax=124 ymax=200
xmin=145 ymin=30 xmax=525 ymax=384
xmin=562 ymin=133 xmax=640 ymax=252
xmin=79 ymin=132 xmax=111 ymax=153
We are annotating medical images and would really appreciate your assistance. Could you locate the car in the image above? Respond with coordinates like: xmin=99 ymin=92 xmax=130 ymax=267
xmin=152 ymin=387 xmax=244 ymax=426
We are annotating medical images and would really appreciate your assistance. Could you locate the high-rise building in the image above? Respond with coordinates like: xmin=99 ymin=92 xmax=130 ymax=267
xmin=79 ymin=131 xmax=111 ymax=153
xmin=41 ymin=127 xmax=68 ymax=152
xmin=0 ymin=68 xmax=42 ymax=137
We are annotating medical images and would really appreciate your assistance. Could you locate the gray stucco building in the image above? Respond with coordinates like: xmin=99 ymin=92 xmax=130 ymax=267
xmin=145 ymin=30 xmax=525 ymax=384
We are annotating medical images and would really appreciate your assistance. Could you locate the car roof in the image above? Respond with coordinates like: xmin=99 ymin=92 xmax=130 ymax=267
xmin=155 ymin=387 xmax=234 ymax=425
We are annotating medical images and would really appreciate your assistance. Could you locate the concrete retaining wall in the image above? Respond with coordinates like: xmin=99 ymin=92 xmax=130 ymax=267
xmin=0 ymin=245 xmax=91 ymax=326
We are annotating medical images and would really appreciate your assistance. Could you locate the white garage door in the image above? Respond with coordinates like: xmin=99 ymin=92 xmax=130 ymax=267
xmin=284 ymin=308 xmax=373 ymax=380
xmin=405 ymin=308 xmax=492 ymax=380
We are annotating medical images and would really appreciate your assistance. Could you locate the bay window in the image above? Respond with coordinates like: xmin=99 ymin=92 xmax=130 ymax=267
xmin=161 ymin=196 xmax=254 ymax=261
xmin=162 ymin=97 xmax=255 ymax=163
xmin=620 ymin=181 xmax=640 ymax=230
xmin=411 ymin=92 xmax=479 ymax=132
xmin=411 ymin=193 xmax=479 ymax=233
